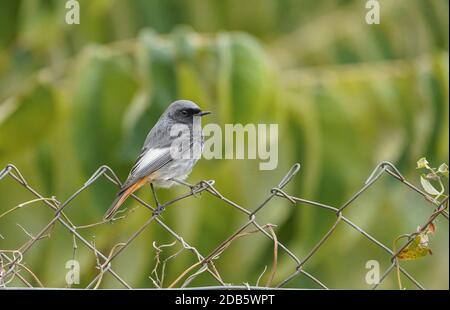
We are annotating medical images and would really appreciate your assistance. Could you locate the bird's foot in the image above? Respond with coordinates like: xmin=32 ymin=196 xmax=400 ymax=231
xmin=152 ymin=204 xmax=165 ymax=217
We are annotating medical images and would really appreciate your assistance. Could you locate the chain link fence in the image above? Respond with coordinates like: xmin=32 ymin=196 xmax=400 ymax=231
xmin=0 ymin=161 xmax=448 ymax=289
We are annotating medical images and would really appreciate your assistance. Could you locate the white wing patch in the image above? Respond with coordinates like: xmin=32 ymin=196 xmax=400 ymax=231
xmin=136 ymin=148 xmax=170 ymax=172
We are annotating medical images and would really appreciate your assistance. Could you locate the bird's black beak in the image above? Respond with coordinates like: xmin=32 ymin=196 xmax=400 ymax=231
xmin=197 ymin=111 xmax=211 ymax=117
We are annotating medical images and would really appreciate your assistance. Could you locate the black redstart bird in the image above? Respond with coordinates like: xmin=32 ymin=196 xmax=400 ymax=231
xmin=103 ymin=100 xmax=210 ymax=220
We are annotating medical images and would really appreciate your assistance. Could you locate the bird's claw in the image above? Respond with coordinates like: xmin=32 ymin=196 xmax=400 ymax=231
xmin=152 ymin=204 xmax=165 ymax=217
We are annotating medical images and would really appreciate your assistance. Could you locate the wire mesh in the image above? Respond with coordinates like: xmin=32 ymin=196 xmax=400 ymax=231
xmin=0 ymin=161 xmax=448 ymax=289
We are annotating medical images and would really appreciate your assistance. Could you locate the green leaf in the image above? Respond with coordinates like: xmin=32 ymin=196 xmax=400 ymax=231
xmin=72 ymin=47 xmax=138 ymax=174
xmin=227 ymin=33 xmax=275 ymax=123
xmin=420 ymin=175 xmax=440 ymax=196
xmin=0 ymin=0 xmax=20 ymax=48
xmin=0 ymin=83 xmax=56 ymax=156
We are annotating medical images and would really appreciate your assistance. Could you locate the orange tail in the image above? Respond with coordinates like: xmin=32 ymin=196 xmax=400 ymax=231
xmin=103 ymin=179 xmax=147 ymax=220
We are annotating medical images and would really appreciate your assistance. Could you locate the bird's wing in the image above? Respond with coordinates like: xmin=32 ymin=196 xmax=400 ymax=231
xmin=121 ymin=136 xmax=202 ymax=191
xmin=121 ymin=146 xmax=173 ymax=191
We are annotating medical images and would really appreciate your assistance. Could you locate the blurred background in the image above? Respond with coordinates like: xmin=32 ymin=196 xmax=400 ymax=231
xmin=0 ymin=0 xmax=448 ymax=289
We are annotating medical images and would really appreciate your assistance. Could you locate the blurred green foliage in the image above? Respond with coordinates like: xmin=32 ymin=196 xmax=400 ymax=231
xmin=0 ymin=0 xmax=448 ymax=289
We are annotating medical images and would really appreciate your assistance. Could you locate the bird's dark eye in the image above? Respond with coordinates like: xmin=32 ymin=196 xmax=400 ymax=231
xmin=181 ymin=110 xmax=188 ymax=116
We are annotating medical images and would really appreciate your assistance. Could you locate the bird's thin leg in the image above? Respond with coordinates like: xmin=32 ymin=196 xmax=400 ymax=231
xmin=150 ymin=183 xmax=164 ymax=215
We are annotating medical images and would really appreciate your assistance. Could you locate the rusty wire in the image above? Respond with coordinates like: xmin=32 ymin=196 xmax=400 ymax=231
xmin=0 ymin=161 xmax=448 ymax=289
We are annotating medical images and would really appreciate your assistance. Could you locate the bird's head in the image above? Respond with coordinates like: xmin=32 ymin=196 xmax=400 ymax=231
xmin=166 ymin=100 xmax=211 ymax=124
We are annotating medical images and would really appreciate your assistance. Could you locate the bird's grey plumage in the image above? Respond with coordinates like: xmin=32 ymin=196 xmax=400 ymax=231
xmin=120 ymin=100 xmax=204 ymax=191
xmin=104 ymin=99 xmax=210 ymax=220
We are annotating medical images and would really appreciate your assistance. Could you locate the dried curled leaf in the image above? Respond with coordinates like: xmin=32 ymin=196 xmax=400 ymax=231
xmin=427 ymin=222 xmax=436 ymax=235
xmin=398 ymin=226 xmax=434 ymax=261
